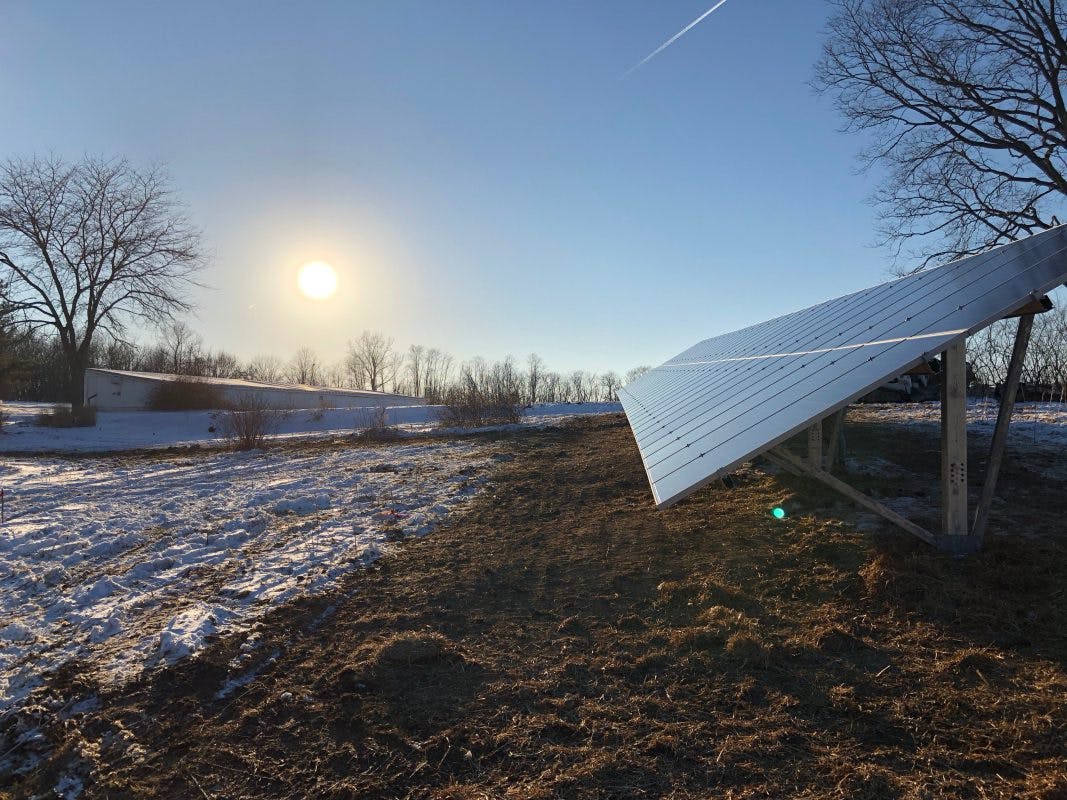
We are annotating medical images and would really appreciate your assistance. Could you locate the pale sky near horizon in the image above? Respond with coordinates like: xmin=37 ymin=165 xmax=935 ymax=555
xmin=0 ymin=1 xmax=891 ymax=377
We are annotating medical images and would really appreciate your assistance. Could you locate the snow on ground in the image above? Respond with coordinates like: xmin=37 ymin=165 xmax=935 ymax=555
xmin=848 ymin=399 xmax=1067 ymax=447
xmin=848 ymin=400 xmax=1067 ymax=484
xmin=0 ymin=437 xmax=503 ymax=713
xmin=0 ymin=401 xmax=623 ymax=453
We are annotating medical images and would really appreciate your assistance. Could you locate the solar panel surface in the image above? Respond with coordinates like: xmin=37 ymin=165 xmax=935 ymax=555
xmin=619 ymin=226 xmax=1067 ymax=508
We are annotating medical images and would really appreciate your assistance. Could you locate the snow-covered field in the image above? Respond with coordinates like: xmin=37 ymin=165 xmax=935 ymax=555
xmin=0 ymin=400 xmax=624 ymax=719
xmin=0 ymin=401 xmax=623 ymax=454
xmin=0 ymin=438 xmax=502 ymax=713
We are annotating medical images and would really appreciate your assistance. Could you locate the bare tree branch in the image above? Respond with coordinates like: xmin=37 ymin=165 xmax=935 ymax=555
xmin=814 ymin=0 xmax=1067 ymax=269
xmin=0 ymin=156 xmax=204 ymax=404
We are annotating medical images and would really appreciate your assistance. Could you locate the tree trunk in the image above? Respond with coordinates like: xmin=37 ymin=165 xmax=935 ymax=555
xmin=67 ymin=354 xmax=87 ymax=408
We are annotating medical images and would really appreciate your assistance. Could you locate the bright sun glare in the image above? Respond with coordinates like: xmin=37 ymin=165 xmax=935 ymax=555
xmin=297 ymin=261 xmax=338 ymax=300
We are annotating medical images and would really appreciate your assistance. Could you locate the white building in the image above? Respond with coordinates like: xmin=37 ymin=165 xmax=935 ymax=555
xmin=84 ymin=368 xmax=425 ymax=412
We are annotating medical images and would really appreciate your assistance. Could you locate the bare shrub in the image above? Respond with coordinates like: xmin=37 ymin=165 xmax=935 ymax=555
xmin=220 ymin=397 xmax=287 ymax=450
xmin=35 ymin=404 xmax=97 ymax=428
xmin=354 ymin=404 xmax=401 ymax=442
xmin=146 ymin=377 xmax=227 ymax=411
xmin=438 ymin=384 xmax=522 ymax=428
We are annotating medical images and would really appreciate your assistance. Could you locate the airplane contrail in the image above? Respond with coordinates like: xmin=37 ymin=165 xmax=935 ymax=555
xmin=624 ymin=0 xmax=732 ymax=76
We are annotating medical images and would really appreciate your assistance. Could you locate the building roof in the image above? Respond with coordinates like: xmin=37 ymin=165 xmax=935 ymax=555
xmin=86 ymin=368 xmax=416 ymax=399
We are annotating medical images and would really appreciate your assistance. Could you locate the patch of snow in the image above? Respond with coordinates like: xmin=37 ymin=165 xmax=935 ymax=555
xmin=215 ymin=648 xmax=280 ymax=700
xmin=272 ymin=493 xmax=331 ymax=516
xmin=63 ymin=695 xmax=99 ymax=717
xmin=850 ymin=400 xmax=1067 ymax=480
xmin=0 ymin=623 xmax=31 ymax=643
xmin=849 ymin=400 xmax=1067 ymax=447
xmin=0 ymin=437 xmax=497 ymax=713
xmin=157 ymin=603 xmax=231 ymax=662
xmin=54 ymin=772 xmax=84 ymax=799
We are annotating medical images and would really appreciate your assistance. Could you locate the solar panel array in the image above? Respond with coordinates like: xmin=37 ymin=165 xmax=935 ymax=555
xmin=619 ymin=226 xmax=1067 ymax=508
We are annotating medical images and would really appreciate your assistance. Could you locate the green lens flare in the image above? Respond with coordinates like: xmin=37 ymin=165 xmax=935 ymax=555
xmin=772 ymin=507 xmax=786 ymax=520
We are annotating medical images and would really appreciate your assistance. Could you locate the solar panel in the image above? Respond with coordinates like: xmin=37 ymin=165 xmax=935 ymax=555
xmin=619 ymin=226 xmax=1067 ymax=508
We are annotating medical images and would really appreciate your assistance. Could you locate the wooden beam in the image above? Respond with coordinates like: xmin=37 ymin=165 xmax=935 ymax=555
xmin=941 ymin=341 xmax=968 ymax=537
xmin=762 ymin=449 xmax=802 ymax=477
xmin=1003 ymin=295 xmax=1053 ymax=319
xmin=807 ymin=421 xmax=823 ymax=470
xmin=768 ymin=446 xmax=937 ymax=545
xmin=823 ymin=409 xmax=845 ymax=472
xmin=972 ymin=314 xmax=1034 ymax=541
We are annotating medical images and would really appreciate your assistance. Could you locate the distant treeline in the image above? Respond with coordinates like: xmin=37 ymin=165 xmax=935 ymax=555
xmin=968 ymin=307 xmax=1067 ymax=401
xmin=8 ymin=310 xmax=1063 ymax=408
xmin=1 ymin=322 xmax=650 ymax=406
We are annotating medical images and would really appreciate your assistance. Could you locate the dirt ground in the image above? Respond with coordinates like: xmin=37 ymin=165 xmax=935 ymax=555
xmin=4 ymin=413 xmax=1066 ymax=799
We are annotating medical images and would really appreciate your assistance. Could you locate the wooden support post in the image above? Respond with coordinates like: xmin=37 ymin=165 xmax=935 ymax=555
xmin=941 ymin=341 xmax=969 ymax=538
xmin=807 ymin=420 xmax=822 ymax=470
xmin=768 ymin=447 xmax=937 ymax=545
xmin=824 ymin=409 xmax=845 ymax=472
xmin=972 ymin=314 xmax=1034 ymax=542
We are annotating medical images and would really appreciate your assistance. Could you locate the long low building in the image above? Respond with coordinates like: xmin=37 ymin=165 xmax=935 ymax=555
xmin=84 ymin=368 xmax=426 ymax=411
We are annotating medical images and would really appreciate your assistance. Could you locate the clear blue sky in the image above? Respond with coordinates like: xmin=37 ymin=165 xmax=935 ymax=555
xmin=0 ymin=1 xmax=887 ymax=376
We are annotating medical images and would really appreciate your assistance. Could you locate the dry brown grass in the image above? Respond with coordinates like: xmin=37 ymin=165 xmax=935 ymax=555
xmin=4 ymin=414 xmax=1066 ymax=799
xmin=34 ymin=404 xmax=97 ymax=427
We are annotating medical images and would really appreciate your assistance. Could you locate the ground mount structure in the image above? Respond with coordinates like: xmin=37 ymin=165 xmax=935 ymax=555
xmin=619 ymin=226 xmax=1067 ymax=553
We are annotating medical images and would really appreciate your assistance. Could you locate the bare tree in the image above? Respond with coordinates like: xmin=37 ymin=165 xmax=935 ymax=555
xmin=0 ymin=156 xmax=203 ymax=405
xmin=968 ymin=320 xmax=1015 ymax=386
xmin=0 ymin=283 xmax=26 ymax=398
xmin=600 ymin=370 xmax=621 ymax=401
xmin=206 ymin=350 xmax=241 ymax=379
xmin=346 ymin=330 xmax=395 ymax=392
xmin=100 ymin=338 xmax=139 ymax=372
xmin=625 ymin=365 xmax=651 ymax=385
xmin=246 ymin=354 xmax=284 ymax=384
xmin=407 ymin=344 xmax=425 ymax=397
xmin=540 ymin=370 xmax=562 ymax=403
xmin=288 ymin=346 xmax=321 ymax=385
xmin=160 ymin=321 xmax=203 ymax=375
xmin=464 ymin=356 xmax=489 ymax=394
xmin=322 ymin=362 xmax=349 ymax=389
xmin=526 ymin=353 xmax=544 ymax=405
xmin=387 ymin=350 xmax=406 ymax=393
xmin=815 ymin=0 xmax=1067 ymax=266
xmin=569 ymin=370 xmax=588 ymax=403
xmin=1027 ymin=304 xmax=1067 ymax=396
xmin=491 ymin=355 xmax=523 ymax=399
xmin=422 ymin=347 xmax=453 ymax=402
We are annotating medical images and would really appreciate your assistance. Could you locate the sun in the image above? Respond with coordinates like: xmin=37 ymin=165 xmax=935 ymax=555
xmin=297 ymin=260 xmax=338 ymax=300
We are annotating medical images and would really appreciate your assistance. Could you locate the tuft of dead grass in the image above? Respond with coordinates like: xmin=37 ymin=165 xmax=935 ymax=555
xmin=34 ymin=404 xmax=96 ymax=428
xmin=724 ymin=631 xmax=770 ymax=665
xmin=363 ymin=632 xmax=454 ymax=666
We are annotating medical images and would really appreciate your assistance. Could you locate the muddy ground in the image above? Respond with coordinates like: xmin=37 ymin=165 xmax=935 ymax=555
xmin=3 ymin=413 xmax=1066 ymax=799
